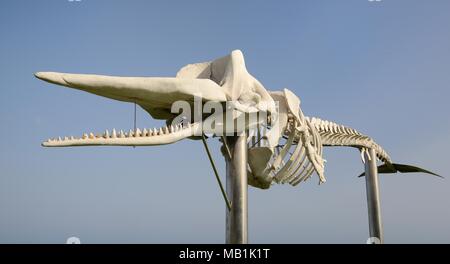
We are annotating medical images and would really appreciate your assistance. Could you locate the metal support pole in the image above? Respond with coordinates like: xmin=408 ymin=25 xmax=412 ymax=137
xmin=225 ymin=131 xmax=248 ymax=244
xmin=364 ymin=148 xmax=384 ymax=244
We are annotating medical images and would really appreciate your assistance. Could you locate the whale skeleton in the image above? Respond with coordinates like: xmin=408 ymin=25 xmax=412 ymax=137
xmin=35 ymin=50 xmax=440 ymax=191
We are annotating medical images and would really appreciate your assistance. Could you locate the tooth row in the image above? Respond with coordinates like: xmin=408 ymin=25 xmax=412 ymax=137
xmin=46 ymin=123 xmax=189 ymax=142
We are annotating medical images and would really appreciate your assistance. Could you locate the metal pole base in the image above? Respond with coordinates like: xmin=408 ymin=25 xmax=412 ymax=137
xmin=225 ymin=132 xmax=248 ymax=244
xmin=364 ymin=148 xmax=384 ymax=244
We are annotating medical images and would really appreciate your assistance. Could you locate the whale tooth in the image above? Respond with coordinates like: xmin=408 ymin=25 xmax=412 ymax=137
xmin=82 ymin=133 xmax=88 ymax=139
xmin=163 ymin=126 xmax=169 ymax=134
xmin=104 ymin=130 xmax=109 ymax=138
xmin=159 ymin=127 xmax=163 ymax=135
xmin=119 ymin=130 xmax=125 ymax=138
xmin=170 ymin=125 xmax=174 ymax=133
xmin=58 ymin=137 xmax=62 ymax=141
xmin=128 ymin=129 xmax=134 ymax=137
xmin=64 ymin=136 xmax=68 ymax=141
xmin=89 ymin=133 xmax=95 ymax=139
xmin=136 ymin=128 xmax=142 ymax=137
xmin=142 ymin=128 xmax=148 ymax=136
xmin=70 ymin=136 xmax=74 ymax=140
xmin=111 ymin=129 xmax=117 ymax=138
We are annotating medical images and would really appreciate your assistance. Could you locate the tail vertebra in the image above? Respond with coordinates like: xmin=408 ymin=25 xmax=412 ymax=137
xmin=307 ymin=117 xmax=391 ymax=163
xmin=307 ymin=117 xmax=441 ymax=178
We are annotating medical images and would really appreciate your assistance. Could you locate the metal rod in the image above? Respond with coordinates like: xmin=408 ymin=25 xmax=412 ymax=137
xmin=221 ymin=136 xmax=232 ymax=160
xmin=225 ymin=131 xmax=248 ymax=244
xmin=134 ymin=102 xmax=137 ymax=132
xmin=133 ymin=103 xmax=137 ymax=148
xmin=201 ymin=134 xmax=232 ymax=211
xmin=364 ymin=148 xmax=384 ymax=244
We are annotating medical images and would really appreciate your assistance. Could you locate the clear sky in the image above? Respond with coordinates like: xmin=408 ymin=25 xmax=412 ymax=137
xmin=0 ymin=0 xmax=449 ymax=243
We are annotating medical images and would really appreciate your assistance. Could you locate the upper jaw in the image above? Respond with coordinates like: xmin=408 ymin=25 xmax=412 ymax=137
xmin=34 ymin=72 xmax=228 ymax=118
xmin=34 ymin=50 xmax=276 ymax=121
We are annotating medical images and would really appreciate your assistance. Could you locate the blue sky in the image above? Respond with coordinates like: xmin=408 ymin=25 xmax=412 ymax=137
xmin=0 ymin=0 xmax=449 ymax=243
